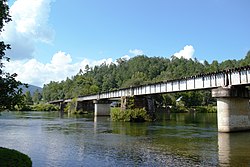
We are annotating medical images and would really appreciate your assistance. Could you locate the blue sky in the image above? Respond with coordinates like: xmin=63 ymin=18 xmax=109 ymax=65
xmin=2 ymin=0 xmax=250 ymax=87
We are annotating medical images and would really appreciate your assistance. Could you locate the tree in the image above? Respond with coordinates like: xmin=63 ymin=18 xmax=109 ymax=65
xmin=210 ymin=60 xmax=219 ymax=72
xmin=161 ymin=94 xmax=176 ymax=107
xmin=0 ymin=1 xmax=24 ymax=111
xmin=0 ymin=0 xmax=11 ymax=67
xmin=239 ymin=50 xmax=250 ymax=66
xmin=178 ymin=91 xmax=203 ymax=107
xmin=42 ymin=81 xmax=62 ymax=101
xmin=0 ymin=73 xmax=24 ymax=110
xmin=25 ymin=91 xmax=33 ymax=105
xmin=32 ymin=89 xmax=42 ymax=104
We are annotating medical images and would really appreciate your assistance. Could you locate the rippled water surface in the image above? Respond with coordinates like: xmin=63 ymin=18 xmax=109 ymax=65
xmin=1 ymin=111 xmax=250 ymax=166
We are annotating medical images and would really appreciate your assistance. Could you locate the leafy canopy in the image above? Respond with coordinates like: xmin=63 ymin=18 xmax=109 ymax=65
xmin=0 ymin=0 xmax=25 ymax=111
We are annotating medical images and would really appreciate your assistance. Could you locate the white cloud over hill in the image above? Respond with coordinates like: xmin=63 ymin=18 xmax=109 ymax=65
xmin=129 ymin=49 xmax=144 ymax=56
xmin=4 ymin=51 xmax=114 ymax=87
xmin=4 ymin=46 xmax=196 ymax=87
xmin=173 ymin=45 xmax=195 ymax=59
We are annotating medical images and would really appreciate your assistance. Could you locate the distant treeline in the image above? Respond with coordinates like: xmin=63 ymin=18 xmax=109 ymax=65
xmin=42 ymin=51 xmax=250 ymax=108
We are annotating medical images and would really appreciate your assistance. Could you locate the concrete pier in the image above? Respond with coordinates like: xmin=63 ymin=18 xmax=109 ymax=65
xmin=59 ymin=102 xmax=65 ymax=113
xmin=212 ymin=86 xmax=250 ymax=132
xmin=93 ymin=100 xmax=111 ymax=116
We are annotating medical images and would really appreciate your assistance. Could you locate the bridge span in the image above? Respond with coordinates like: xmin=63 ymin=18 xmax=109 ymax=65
xmin=50 ymin=66 xmax=250 ymax=132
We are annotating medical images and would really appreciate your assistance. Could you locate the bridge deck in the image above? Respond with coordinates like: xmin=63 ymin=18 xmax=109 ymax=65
xmin=74 ymin=66 xmax=250 ymax=102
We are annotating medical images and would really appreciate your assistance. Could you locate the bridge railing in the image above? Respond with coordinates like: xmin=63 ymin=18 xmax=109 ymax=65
xmin=230 ymin=70 xmax=250 ymax=85
xmin=96 ymin=67 xmax=250 ymax=100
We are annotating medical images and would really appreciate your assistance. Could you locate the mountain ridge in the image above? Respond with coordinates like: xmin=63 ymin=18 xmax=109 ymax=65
xmin=20 ymin=84 xmax=43 ymax=95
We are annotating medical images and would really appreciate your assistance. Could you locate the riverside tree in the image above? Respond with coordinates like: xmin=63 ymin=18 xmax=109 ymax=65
xmin=0 ymin=0 xmax=24 ymax=111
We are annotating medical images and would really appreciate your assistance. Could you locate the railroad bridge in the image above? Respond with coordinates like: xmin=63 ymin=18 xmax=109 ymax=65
xmin=49 ymin=66 xmax=250 ymax=132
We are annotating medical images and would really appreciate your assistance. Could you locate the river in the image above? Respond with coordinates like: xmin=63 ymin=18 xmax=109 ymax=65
xmin=0 ymin=111 xmax=250 ymax=166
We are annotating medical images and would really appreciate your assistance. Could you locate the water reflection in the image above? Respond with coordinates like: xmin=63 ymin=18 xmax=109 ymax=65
xmin=1 ymin=112 xmax=250 ymax=166
xmin=218 ymin=132 xmax=250 ymax=166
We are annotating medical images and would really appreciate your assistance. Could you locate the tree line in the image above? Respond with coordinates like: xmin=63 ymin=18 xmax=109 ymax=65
xmin=42 ymin=51 xmax=250 ymax=109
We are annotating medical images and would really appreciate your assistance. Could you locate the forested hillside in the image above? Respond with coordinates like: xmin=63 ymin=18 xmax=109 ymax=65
xmin=43 ymin=51 xmax=250 ymax=105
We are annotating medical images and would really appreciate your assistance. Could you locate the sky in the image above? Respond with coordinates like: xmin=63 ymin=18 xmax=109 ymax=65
xmin=1 ymin=0 xmax=250 ymax=87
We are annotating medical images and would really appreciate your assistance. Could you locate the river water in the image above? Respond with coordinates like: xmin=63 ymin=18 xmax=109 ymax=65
xmin=0 ymin=111 xmax=250 ymax=167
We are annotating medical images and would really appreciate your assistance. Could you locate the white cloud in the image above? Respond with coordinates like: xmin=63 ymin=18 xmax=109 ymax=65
xmin=4 ymin=51 xmax=115 ymax=87
xmin=129 ymin=49 xmax=144 ymax=56
xmin=51 ymin=51 xmax=72 ymax=66
xmin=91 ymin=58 xmax=113 ymax=66
xmin=173 ymin=45 xmax=195 ymax=59
xmin=121 ymin=55 xmax=130 ymax=60
xmin=3 ymin=45 xmax=197 ymax=87
xmin=1 ymin=0 xmax=54 ymax=60
xmin=119 ymin=49 xmax=144 ymax=62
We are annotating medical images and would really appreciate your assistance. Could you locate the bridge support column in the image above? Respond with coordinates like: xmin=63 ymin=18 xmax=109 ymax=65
xmin=212 ymin=86 xmax=250 ymax=132
xmin=59 ymin=102 xmax=65 ymax=113
xmin=93 ymin=100 xmax=111 ymax=116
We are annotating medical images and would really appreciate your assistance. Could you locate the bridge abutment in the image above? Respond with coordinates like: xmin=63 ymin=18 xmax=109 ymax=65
xmin=93 ymin=100 xmax=111 ymax=116
xmin=212 ymin=86 xmax=250 ymax=132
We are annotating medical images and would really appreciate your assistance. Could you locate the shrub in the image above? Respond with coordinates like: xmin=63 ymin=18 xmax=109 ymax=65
xmin=31 ymin=103 xmax=59 ymax=111
xmin=64 ymin=98 xmax=78 ymax=114
xmin=15 ymin=105 xmax=32 ymax=111
xmin=193 ymin=105 xmax=217 ymax=113
xmin=111 ymin=107 xmax=152 ymax=122
xmin=0 ymin=147 xmax=32 ymax=167
xmin=170 ymin=105 xmax=217 ymax=113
